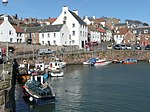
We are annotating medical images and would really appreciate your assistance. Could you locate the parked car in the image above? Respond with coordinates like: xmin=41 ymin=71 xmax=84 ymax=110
xmin=120 ymin=44 xmax=126 ymax=50
xmin=38 ymin=48 xmax=55 ymax=55
xmin=113 ymin=44 xmax=121 ymax=50
xmin=135 ymin=45 xmax=142 ymax=50
xmin=126 ymin=44 xmax=132 ymax=50
xmin=107 ymin=44 xmax=113 ymax=50
xmin=145 ymin=45 xmax=150 ymax=50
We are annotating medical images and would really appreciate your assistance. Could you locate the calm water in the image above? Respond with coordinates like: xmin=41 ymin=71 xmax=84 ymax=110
xmin=15 ymin=62 xmax=150 ymax=112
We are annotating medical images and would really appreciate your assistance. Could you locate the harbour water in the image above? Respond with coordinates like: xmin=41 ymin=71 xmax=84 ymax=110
xmin=15 ymin=62 xmax=150 ymax=112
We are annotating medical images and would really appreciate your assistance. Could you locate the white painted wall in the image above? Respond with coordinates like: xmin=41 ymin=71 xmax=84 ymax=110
xmin=52 ymin=6 xmax=88 ymax=48
xmin=39 ymin=24 xmax=70 ymax=46
xmin=0 ymin=15 xmax=25 ymax=43
xmin=114 ymin=35 xmax=124 ymax=44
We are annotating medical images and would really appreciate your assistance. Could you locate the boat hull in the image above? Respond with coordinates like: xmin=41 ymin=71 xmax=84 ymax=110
xmin=122 ymin=58 xmax=137 ymax=64
xmin=49 ymin=70 xmax=64 ymax=77
xmin=23 ymin=90 xmax=55 ymax=105
xmin=22 ymin=80 xmax=55 ymax=105
xmin=94 ymin=61 xmax=112 ymax=66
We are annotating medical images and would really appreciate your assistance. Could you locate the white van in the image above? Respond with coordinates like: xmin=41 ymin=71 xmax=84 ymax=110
xmin=38 ymin=48 xmax=55 ymax=55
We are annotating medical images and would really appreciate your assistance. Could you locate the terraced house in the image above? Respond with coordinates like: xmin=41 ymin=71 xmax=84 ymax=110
xmin=52 ymin=6 xmax=88 ymax=49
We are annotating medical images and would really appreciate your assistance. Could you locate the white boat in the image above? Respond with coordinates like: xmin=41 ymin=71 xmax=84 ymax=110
xmin=55 ymin=58 xmax=67 ymax=68
xmin=93 ymin=58 xmax=112 ymax=66
xmin=49 ymin=69 xmax=64 ymax=77
xmin=83 ymin=58 xmax=97 ymax=65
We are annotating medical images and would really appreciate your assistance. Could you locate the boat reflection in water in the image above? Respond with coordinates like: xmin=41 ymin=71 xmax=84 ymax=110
xmin=29 ymin=103 xmax=55 ymax=112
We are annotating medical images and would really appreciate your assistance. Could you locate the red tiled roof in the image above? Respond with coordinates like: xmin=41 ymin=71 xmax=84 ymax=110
xmin=13 ymin=25 xmax=24 ymax=33
xmin=114 ymin=28 xmax=130 ymax=35
xmin=47 ymin=18 xmax=57 ymax=23
xmin=96 ymin=27 xmax=106 ymax=33
xmin=95 ymin=18 xmax=106 ymax=22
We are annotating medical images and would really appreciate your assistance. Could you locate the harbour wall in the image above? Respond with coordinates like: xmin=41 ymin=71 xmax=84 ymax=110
xmin=36 ymin=50 xmax=150 ymax=64
xmin=0 ymin=64 xmax=15 ymax=112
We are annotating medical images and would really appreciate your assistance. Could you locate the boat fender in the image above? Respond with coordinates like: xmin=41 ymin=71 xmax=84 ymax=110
xmin=29 ymin=97 xmax=33 ymax=102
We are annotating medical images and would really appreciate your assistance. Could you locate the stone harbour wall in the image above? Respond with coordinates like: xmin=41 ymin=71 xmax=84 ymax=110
xmin=0 ymin=64 xmax=15 ymax=112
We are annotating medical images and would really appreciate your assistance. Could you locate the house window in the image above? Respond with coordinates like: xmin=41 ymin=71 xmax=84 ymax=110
xmin=62 ymin=33 xmax=64 ymax=37
xmin=144 ymin=30 xmax=148 ymax=33
xmin=63 ymin=20 xmax=66 ymax=24
xmin=54 ymin=33 xmax=56 ymax=37
xmin=72 ymin=31 xmax=75 ymax=36
xmin=48 ymin=33 xmax=50 ymax=37
xmin=72 ymin=23 xmax=75 ymax=28
xmin=64 ymin=16 xmax=67 ymax=20
xmin=64 ymin=11 xmax=66 ymax=14
xmin=17 ymin=39 xmax=19 ymax=43
xmin=9 ymin=30 xmax=12 ymax=35
xmin=10 ymin=38 xmax=13 ymax=42
xmin=80 ymin=31 xmax=82 ymax=36
xmin=72 ymin=40 xmax=75 ymax=44
xmin=42 ymin=41 xmax=44 ymax=45
xmin=54 ymin=40 xmax=56 ymax=44
xmin=42 ymin=34 xmax=44 ymax=38
xmin=47 ymin=41 xmax=50 ymax=45
xmin=69 ymin=35 xmax=71 ymax=39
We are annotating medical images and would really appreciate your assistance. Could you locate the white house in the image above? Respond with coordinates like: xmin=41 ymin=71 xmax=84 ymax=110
xmin=113 ymin=28 xmax=129 ymax=44
xmin=0 ymin=15 xmax=25 ymax=43
xmin=83 ymin=16 xmax=95 ymax=25
xmin=39 ymin=24 xmax=69 ymax=46
xmin=88 ymin=25 xmax=101 ymax=42
xmin=52 ymin=6 xmax=88 ymax=49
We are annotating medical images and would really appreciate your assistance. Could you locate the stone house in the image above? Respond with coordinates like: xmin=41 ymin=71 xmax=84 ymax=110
xmin=132 ymin=26 xmax=150 ymax=46
xmin=113 ymin=28 xmax=130 ymax=44
xmin=24 ymin=26 xmax=42 ymax=44
xmin=123 ymin=30 xmax=136 ymax=45
xmin=87 ymin=25 xmax=101 ymax=43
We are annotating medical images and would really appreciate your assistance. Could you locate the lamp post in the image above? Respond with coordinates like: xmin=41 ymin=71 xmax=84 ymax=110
xmin=2 ymin=0 xmax=8 ymax=6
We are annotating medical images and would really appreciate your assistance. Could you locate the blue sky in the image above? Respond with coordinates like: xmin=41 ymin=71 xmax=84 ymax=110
xmin=1 ymin=0 xmax=150 ymax=24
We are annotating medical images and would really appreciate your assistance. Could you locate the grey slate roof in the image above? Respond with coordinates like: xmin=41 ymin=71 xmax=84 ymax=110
xmin=133 ymin=26 xmax=150 ymax=34
xmin=39 ymin=24 xmax=63 ymax=33
xmin=69 ymin=10 xmax=86 ymax=26
xmin=25 ymin=26 xmax=42 ymax=33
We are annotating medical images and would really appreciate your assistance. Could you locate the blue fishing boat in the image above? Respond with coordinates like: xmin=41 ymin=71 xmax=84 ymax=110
xmin=122 ymin=58 xmax=137 ymax=64
xmin=22 ymin=75 xmax=55 ymax=105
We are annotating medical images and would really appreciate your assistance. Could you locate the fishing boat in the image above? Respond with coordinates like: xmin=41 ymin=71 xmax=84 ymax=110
xmin=83 ymin=58 xmax=97 ymax=65
xmin=22 ymin=75 xmax=55 ymax=105
xmin=122 ymin=58 xmax=137 ymax=64
xmin=112 ymin=59 xmax=122 ymax=64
